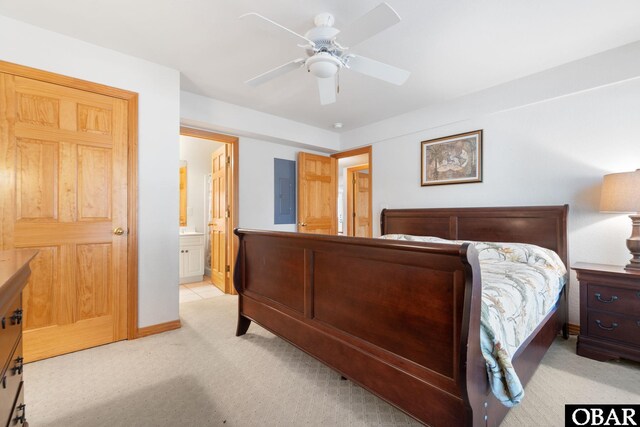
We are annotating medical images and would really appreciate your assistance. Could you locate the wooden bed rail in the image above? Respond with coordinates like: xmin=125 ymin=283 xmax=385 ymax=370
xmin=233 ymin=229 xmax=487 ymax=426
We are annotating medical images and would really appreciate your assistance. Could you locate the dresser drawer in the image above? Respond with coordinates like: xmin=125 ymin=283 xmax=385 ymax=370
xmin=587 ymin=284 xmax=640 ymax=316
xmin=0 ymin=339 xmax=23 ymax=427
xmin=7 ymin=381 xmax=26 ymax=427
xmin=587 ymin=310 xmax=640 ymax=347
xmin=0 ymin=295 xmax=21 ymax=377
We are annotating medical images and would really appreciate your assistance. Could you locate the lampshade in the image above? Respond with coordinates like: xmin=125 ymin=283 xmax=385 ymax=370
xmin=600 ymin=169 xmax=640 ymax=213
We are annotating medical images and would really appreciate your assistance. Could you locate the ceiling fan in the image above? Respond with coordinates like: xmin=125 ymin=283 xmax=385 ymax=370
xmin=240 ymin=2 xmax=411 ymax=105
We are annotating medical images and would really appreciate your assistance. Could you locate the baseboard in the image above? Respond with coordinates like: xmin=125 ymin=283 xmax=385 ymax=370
xmin=179 ymin=275 xmax=203 ymax=284
xmin=136 ymin=319 xmax=182 ymax=338
xmin=568 ymin=323 xmax=580 ymax=335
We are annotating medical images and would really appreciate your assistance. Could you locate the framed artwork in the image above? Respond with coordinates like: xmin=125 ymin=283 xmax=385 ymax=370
xmin=421 ymin=130 xmax=483 ymax=186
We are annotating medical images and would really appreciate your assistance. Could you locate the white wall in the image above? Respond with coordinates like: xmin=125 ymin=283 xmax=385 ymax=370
xmin=179 ymin=135 xmax=224 ymax=233
xmin=345 ymin=61 xmax=640 ymax=324
xmin=181 ymin=91 xmax=340 ymax=152
xmin=239 ymin=137 xmax=324 ymax=232
xmin=181 ymin=92 xmax=330 ymax=233
xmin=0 ymin=15 xmax=181 ymax=328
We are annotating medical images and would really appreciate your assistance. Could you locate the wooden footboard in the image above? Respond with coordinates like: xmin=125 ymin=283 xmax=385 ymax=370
xmin=233 ymin=230 xmax=487 ymax=426
xmin=233 ymin=205 xmax=568 ymax=426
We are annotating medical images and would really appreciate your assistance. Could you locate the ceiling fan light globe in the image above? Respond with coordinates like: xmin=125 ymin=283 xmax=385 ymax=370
xmin=306 ymin=53 xmax=341 ymax=78
xmin=310 ymin=61 xmax=338 ymax=78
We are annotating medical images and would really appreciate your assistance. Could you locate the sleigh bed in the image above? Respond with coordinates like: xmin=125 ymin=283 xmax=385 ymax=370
xmin=233 ymin=205 xmax=569 ymax=426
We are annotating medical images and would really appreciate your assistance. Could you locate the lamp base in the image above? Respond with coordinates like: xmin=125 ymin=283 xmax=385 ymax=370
xmin=625 ymin=214 xmax=640 ymax=272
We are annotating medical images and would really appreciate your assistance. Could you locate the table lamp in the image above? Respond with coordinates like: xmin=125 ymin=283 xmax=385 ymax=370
xmin=600 ymin=169 xmax=640 ymax=271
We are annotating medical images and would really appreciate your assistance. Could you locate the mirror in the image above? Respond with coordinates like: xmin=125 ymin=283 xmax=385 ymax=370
xmin=179 ymin=161 xmax=187 ymax=226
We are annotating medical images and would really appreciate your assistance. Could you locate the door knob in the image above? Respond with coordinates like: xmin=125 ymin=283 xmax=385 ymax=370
xmin=113 ymin=227 xmax=125 ymax=236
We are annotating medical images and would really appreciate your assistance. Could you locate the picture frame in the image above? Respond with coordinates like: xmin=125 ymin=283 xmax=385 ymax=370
xmin=421 ymin=130 xmax=483 ymax=186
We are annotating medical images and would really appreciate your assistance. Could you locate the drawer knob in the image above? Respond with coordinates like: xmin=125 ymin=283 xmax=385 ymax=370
xmin=10 ymin=309 xmax=23 ymax=325
xmin=595 ymin=320 xmax=619 ymax=331
xmin=12 ymin=356 xmax=24 ymax=375
xmin=13 ymin=403 xmax=26 ymax=425
xmin=594 ymin=293 xmax=618 ymax=304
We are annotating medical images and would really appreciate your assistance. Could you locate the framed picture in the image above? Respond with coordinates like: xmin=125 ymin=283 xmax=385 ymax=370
xmin=421 ymin=130 xmax=483 ymax=186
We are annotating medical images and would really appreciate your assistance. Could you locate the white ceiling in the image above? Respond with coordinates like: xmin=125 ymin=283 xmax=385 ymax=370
xmin=2 ymin=1 xmax=640 ymax=131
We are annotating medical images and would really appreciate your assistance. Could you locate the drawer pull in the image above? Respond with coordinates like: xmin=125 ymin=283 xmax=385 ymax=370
xmin=594 ymin=293 xmax=618 ymax=303
xmin=595 ymin=320 xmax=619 ymax=331
xmin=12 ymin=356 xmax=24 ymax=375
xmin=13 ymin=403 xmax=26 ymax=425
xmin=10 ymin=308 xmax=23 ymax=325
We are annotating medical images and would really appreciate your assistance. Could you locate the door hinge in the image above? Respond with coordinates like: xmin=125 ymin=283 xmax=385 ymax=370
xmin=352 ymin=176 xmax=356 ymax=184
xmin=225 ymin=206 xmax=230 ymax=218
xmin=226 ymin=155 xmax=231 ymax=165
xmin=225 ymin=265 xmax=230 ymax=273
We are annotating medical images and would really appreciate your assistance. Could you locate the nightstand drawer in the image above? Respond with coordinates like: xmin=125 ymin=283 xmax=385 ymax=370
xmin=587 ymin=311 xmax=640 ymax=347
xmin=587 ymin=284 xmax=640 ymax=316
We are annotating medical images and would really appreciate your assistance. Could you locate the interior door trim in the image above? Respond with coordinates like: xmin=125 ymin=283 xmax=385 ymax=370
xmin=180 ymin=126 xmax=239 ymax=295
xmin=331 ymin=146 xmax=373 ymax=238
xmin=0 ymin=60 xmax=140 ymax=339
xmin=345 ymin=164 xmax=370 ymax=237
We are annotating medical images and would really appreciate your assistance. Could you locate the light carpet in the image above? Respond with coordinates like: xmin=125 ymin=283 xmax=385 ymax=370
xmin=25 ymin=295 xmax=639 ymax=426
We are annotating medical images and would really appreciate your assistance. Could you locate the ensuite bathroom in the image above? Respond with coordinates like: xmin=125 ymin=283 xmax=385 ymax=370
xmin=178 ymin=134 xmax=227 ymax=303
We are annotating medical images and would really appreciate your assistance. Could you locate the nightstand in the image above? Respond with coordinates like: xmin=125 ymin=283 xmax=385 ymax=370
xmin=573 ymin=263 xmax=640 ymax=362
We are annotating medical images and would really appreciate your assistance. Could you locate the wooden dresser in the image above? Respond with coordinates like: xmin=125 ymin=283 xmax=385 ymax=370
xmin=0 ymin=250 xmax=37 ymax=427
xmin=573 ymin=262 xmax=640 ymax=362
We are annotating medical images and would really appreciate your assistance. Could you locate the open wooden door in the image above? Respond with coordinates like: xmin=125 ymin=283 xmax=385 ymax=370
xmin=209 ymin=144 xmax=228 ymax=290
xmin=0 ymin=73 xmax=129 ymax=362
xmin=353 ymin=170 xmax=371 ymax=237
xmin=346 ymin=166 xmax=371 ymax=237
xmin=297 ymin=152 xmax=337 ymax=234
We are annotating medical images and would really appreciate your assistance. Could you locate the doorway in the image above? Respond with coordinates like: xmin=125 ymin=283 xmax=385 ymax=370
xmin=178 ymin=127 xmax=238 ymax=300
xmin=296 ymin=146 xmax=372 ymax=237
xmin=332 ymin=147 xmax=373 ymax=237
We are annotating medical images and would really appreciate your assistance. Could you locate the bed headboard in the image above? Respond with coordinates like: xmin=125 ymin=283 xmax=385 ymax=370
xmin=381 ymin=205 xmax=569 ymax=266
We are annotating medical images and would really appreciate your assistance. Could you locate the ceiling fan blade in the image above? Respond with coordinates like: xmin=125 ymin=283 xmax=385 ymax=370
xmin=239 ymin=13 xmax=315 ymax=47
xmin=336 ymin=2 xmax=401 ymax=48
xmin=245 ymin=58 xmax=306 ymax=87
xmin=317 ymin=75 xmax=336 ymax=105
xmin=346 ymin=55 xmax=410 ymax=85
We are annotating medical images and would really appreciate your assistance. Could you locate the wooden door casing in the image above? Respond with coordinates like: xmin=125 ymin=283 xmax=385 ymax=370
xmin=0 ymin=73 xmax=129 ymax=362
xmin=210 ymin=144 xmax=228 ymax=291
xmin=346 ymin=165 xmax=371 ymax=238
xmin=297 ymin=152 xmax=337 ymax=235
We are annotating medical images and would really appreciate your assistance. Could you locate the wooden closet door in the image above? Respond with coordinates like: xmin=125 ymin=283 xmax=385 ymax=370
xmin=0 ymin=73 xmax=128 ymax=362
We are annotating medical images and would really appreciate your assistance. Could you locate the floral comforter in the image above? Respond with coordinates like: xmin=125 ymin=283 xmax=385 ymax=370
xmin=381 ymin=234 xmax=567 ymax=406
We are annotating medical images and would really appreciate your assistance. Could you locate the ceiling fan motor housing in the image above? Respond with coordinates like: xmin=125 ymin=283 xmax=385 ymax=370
xmin=305 ymin=21 xmax=341 ymax=54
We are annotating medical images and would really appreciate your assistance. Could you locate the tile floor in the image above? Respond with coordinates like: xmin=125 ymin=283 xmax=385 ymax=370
xmin=179 ymin=277 xmax=225 ymax=303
